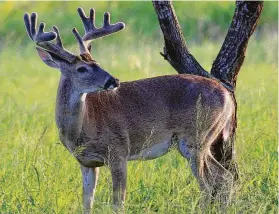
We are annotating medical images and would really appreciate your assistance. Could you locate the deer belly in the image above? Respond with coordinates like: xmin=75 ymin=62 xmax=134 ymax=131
xmin=128 ymin=140 xmax=171 ymax=161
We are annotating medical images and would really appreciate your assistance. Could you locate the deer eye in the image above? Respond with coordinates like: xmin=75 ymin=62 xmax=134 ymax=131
xmin=77 ymin=67 xmax=88 ymax=73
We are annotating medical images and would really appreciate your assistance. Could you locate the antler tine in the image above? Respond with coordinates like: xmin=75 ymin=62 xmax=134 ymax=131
xmin=24 ymin=12 xmax=57 ymax=43
xmin=72 ymin=28 xmax=89 ymax=54
xmin=77 ymin=7 xmax=125 ymax=42
xmin=24 ymin=13 xmax=33 ymax=40
xmin=30 ymin=13 xmax=37 ymax=39
xmin=23 ymin=12 xmax=77 ymax=63
xmin=53 ymin=26 xmax=63 ymax=48
xmin=36 ymin=22 xmax=58 ymax=43
xmin=78 ymin=7 xmax=96 ymax=33
xmin=103 ymin=12 xmax=110 ymax=27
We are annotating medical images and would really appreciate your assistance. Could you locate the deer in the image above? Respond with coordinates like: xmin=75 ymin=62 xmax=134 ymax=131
xmin=24 ymin=7 xmax=239 ymax=212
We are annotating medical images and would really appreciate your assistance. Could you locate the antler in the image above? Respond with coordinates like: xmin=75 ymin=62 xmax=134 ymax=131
xmin=24 ymin=12 xmax=77 ymax=63
xmin=24 ymin=8 xmax=125 ymax=59
xmin=77 ymin=8 xmax=125 ymax=54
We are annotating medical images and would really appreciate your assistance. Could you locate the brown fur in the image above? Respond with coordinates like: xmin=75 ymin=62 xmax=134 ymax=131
xmin=67 ymin=74 xmax=237 ymax=208
xmin=77 ymin=75 xmax=231 ymax=162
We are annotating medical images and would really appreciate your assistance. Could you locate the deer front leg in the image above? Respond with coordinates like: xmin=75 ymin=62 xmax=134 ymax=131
xmin=81 ymin=165 xmax=99 ymax=213
xmin=109 ymin=156 xmax=127 ymax=210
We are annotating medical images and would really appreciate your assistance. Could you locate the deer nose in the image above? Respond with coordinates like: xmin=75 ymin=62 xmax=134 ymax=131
xmin=104 ymin=77 xmax=120 ymax=90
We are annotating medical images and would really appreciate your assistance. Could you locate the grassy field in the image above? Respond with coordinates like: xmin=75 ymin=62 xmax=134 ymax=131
xmin=0 ymin=2 xmax=278 ymax=214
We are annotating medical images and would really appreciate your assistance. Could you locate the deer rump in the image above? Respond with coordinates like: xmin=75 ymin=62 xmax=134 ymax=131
xmin=75 ymin=74 xmax=235 ymax=167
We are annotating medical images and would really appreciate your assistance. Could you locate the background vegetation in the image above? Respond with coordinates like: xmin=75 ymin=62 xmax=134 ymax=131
xmin=0 ymin=1 xmax=277 ymax=213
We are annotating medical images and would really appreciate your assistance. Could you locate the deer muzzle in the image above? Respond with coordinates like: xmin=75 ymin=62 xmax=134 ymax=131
xmin=103 ymin=77 xmax=120 ymax=90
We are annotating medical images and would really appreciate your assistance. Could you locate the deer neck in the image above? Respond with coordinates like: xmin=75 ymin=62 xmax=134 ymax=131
xmin=55 ymin=75 xmax=86 ymax=148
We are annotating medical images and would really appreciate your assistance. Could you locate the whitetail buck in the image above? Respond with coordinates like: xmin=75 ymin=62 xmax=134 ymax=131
xmin=24 ymin=2 xmax=263 ymax=212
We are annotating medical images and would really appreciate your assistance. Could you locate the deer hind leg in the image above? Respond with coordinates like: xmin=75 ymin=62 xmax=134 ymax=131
xmin=177 ymin=137 xmax=232 ymax=206
xmin=80 ymin=165 xmax=99 ymax=214
xmin=199 ymin=153 xmax=234 ymax=207
xmin=178 ymin=138 xmax=198 ymax=177
xmin=198 ymin=127 xmax=236 ymax=207
xmin=178 ymin=127 xmax=235 ymax=207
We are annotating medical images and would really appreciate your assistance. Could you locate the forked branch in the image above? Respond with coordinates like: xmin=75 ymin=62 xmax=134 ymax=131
xmin=153 ymin=1 xmax=263 ymax=91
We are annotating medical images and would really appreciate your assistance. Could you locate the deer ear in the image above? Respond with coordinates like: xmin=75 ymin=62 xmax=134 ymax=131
xmin=36 ymin=47 xmax=59 ymax=68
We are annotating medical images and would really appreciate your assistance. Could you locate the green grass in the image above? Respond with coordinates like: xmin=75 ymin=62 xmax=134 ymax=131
xmin=0 ymin=2 xmax=278 ymax=214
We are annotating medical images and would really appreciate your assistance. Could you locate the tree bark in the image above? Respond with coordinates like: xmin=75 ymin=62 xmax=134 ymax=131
xmin=211 ymin=1 xmax=264 ymax=89
xmin=152 ymin=1 xmax=263 ymax=91
xmin=152 ymin=1 xmax=210 ymax=78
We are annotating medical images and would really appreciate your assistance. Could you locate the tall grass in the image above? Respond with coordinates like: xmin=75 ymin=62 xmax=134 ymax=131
xmin=0 ymin=2 xmax=278 ymax=213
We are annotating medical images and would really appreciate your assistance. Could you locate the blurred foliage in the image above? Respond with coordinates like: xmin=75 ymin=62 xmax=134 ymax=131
xmin=0 ymin=1 xmax=277 ymax=47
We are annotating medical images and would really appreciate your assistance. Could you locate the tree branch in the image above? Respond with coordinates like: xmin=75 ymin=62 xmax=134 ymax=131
xmin=211 ymin=1 xmax=264 ymax=89
xmin=152 ymin=1 xmax=210 ymax=78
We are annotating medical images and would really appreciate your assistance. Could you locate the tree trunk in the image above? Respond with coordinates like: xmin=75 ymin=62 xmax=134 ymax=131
xmin=152 ymin=1 xmax=263 ymax=91
xmin=211 ymin=1 xmax=264 ymax=89
xmin=152 ymin=1 xmax=210 ymax=78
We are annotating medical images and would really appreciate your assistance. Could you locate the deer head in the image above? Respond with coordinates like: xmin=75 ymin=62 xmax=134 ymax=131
xmin=23 ymin=8 xmax=125 ymax=93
